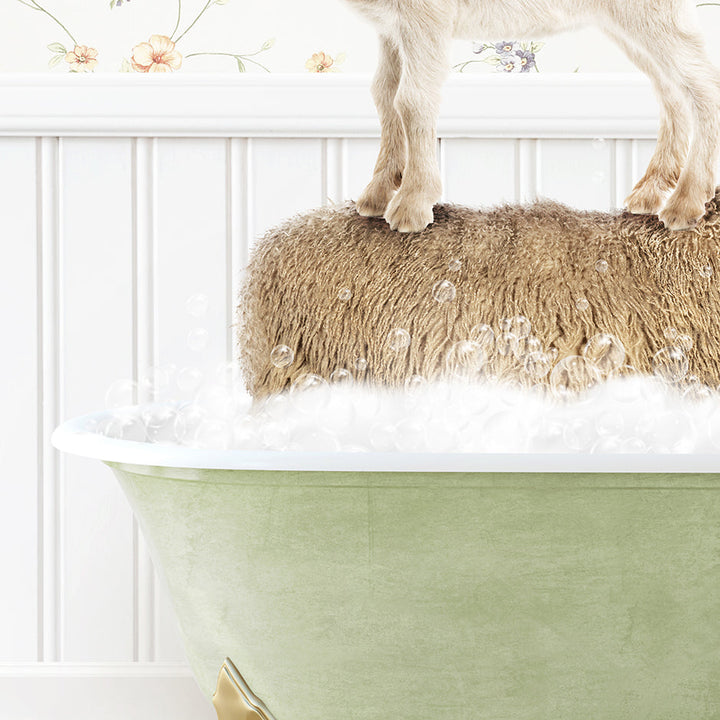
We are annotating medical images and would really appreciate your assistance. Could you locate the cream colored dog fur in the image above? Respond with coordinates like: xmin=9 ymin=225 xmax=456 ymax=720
xmin=345 ymin=0 xmax=720 ymax=233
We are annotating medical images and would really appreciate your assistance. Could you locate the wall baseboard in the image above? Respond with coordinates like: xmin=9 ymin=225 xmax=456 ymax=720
xmin=0 ymin=73 xmax=659 ymax=138
xmin=0 ymin=664 xmax=215 ymax=720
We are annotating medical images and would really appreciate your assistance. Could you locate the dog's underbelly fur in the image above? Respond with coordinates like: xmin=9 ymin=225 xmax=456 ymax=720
xmin=346 ymin=0 xmax=593 ymax=40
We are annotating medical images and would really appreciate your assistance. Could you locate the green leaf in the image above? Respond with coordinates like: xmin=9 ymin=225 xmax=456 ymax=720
xmin=261 ymin=37 xmax=275 ymax=51
xmin=48 ymin=53 xmax=64 ymax=69
xmin=47 ymin=42 xmax=66 ymax=53
xmin=235 ymin=57 xmax=246 ymax=72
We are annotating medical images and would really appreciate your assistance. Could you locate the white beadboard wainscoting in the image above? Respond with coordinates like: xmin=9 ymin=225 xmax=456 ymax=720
xmin=0 ymin=73 xmax=663 ymax=719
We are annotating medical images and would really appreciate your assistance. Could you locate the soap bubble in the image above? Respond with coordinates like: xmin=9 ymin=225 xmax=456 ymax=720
xmin=524 ymin=351 xmax=552 ymax=379
xmin=141 ymin=403 xmax=177 ymax=443
xmin=496 ymin=332 xmax=519 ymax=357
xmin=446 ymin=341 xmax=486 ymax=376
xmin=195 ymin=384 xmax=237 ymax=419
xmin=675 ymin=334 xmax=693 ymax=353
xmin=664 ymin=327 xmax=678 ymax=342
xmin=595 ymin=260 xmax=608 ymax=274
xmin=193 ymin=419 xmax=232 ymax=449
xmin=508 ymin=315 xmax=532 ymax=339
xmin=104 ymin=378 xmax=138 ymax=409
xmin=185 ymin=292 xmax=209 ymax=317
xmin=176 ymin=367 xmax=204 ymax=394
xmin=270 ymin=344 xmax=294 ymax=368
xmin=700 ymin=264 xmax=714 ymax=279
xmin=387 ymin=328 xmax=411 ymax=352
xmin=470 ymin=324 xmax=495 ymax=352
xmin=433 ymin=280 xmax=456 ymax=303
xmin=369 ymin=422 xmax=397 ymax=452
xmin=405 ymin=374 xmax=427 ymax=394
xmin=330 ymin=368 xmax=353 ymax=385
xmin=448 ymin=258 xmax=462 ymax=272
xmin=174 ymin=404 xmax=207 ymax=444
xmin=595 ymin=410 xmax=624 ymax=437
xmin=575 ymin=297 xmax=589 ymax=311
xmin=563 ymin=416 xmax=595 ymax=451
xmin=708 ymin=408 xmax=720 ymax=449
xmin=100 ymin=411 xmax=146 ymax=442
xmin=338 ymin=287 xmax=352 ymax=302
xmin=291 ymin=374 xmax=331 ymax=413
xmin=140 ymin=366 xmax=172 ymax=400
xmin=550 ymin=356 xmax=601 ymax=398
xmin=354 ymin=357 xmax=368 ymax=372
xmin=582 ymin=334 xmax=625 ymax=374
xmin=187 ymin=327 xmax=209 ymax=352
xmin=652 ymin=346 xmax=689 ymax=383
xmin=520 ymin=335 xmax=543 ymax=357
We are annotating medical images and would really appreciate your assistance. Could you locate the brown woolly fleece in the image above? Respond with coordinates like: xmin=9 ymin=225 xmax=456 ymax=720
xmin=238 ymin=193 xmax=720 ymax=398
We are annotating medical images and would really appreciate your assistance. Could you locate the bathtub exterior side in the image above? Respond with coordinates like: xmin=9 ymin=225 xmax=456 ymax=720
xmin=109 ymin=462 xmax=720 ymax=720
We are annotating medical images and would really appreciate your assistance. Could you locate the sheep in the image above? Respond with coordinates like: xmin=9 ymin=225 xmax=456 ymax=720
xmin=344 ymin=0 xmax=720 ymax=233
xmin=238 ymin=192 xmax=720 ymax=398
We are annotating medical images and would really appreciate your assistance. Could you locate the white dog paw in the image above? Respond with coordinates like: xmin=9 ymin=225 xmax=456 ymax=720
xmin=659 ymin=190 xmax=708 ymax=231
xmin=384 ymin=191 xmax=435 ymax=233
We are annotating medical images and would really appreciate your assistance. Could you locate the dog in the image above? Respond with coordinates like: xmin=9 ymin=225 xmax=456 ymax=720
xmin=344 ymin=0 xmax=720 ymax=233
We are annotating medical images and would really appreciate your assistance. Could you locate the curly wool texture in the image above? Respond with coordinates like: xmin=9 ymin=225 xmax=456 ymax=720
xmin=238 ymin=192 xmax=720 ymax=398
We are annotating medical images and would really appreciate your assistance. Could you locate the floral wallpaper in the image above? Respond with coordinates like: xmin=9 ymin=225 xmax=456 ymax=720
xmin=1 ymin=0 xmax=720 ymax=74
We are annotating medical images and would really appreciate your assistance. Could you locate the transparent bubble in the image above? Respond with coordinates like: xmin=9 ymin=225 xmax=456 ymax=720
xmin=446 ymin=341 xmax=486 ymax=376
xmin=470 ymin=324 xmax=495 ymax=351
xmin=338 ymin=287 xmax=352 ymax=302
xmin=524 ymin=351 xmax=552 ymax=379
xmin=260 ymin=421 xmax=291 ymax=450
xmin=595 ymin=260 xmax=608 ymax=274
xmin=548 ymin=347 xmax=559 ymax=362
xmin=354 ymin=357 xmax=368 ymax=372
xmin=216 ymin=360 xmax=244 ymax=388
xmin=387 ymin=328 xmax=411 ymax=352
xmin=448 ymin=258 xmax=462 ymax=272
xmin=591 ymin=138 xmax=607 ymax=151
xmin=185 ymin=292 xmax=209 ymax=318
xmin=708 ymin=407 xmax=720 ymax=449
xmin=140 ymin=366 xmax=171 ymax=400
xmin=104 ymin=378 xmax=137 ymax=409
xmin=232 ymin=416 xmax=258 ymax=449
xmin=683 ymin=382 xmax=714 ymax=402
xmin=652 ymin=346 xmax=689 ymax=383
xmin=405 ymin=374 xmax=427 ymax=394
xmin=270 ymin=344 xmax=294 ymax=368
xmin=550 ymin=356 xmax=602 ymax=399
xmin=700 ymin=264 xmax=714 ymax=279
xmin=520 ymin=335 xmax=543 ymax=357
xmin=496 ymin=332 xmax=519 ymax=357
xmin=675 ymin=334 xmax=693 ymax=353
xmin=175 ymin=367 xmax=203 ymax=395
xmin=508 ymin=315 xmax=531 ymax=339
xmin=330 ymin=368 xmax=353 ymax=385
xmin=582 ymin=334 xmax=625 ymax=374
xmin=433 ymin=280 xmax=457 ymax=303
xmin=174 ymin=404 xmax=207 ymax=444
xmin=394 ymin=418 xmax=425 ymax=452
xmin=575 ymin=297 xmax=589 ymax=311
xmin=664 ymin=327 xmax=678 ymax=342
xmin=193 ymin=419 xmax=232 ymax=449
xmin=291 ymin=427 xmax=341 ymax=452
xmin=141 ymin=403 xmax=177 ymax=443
xmin=195 ymin=384 xmax=237 ymax=419
xmin=187 ymin=327 xmax=209 ymax=352
xmin=290 ymin=374 xmax=331 ymax=413
xmin=369 ymin=422 xmax=397 ymax=452
xmin=100 ymin=411 xmax=146 ymax=442
xmin=596 ymin=410 xmax=624 ymax=437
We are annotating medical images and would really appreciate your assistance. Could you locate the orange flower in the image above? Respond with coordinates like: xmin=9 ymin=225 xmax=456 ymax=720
xmin=131 ymin=34 xmax=182 ymax=73
xmin=305 ymin=52 xmax=334 ymax=73
xmin=64 ymin=45 xmax=98 ymax=72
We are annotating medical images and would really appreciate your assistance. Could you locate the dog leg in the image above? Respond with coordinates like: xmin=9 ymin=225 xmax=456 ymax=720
xmin=605 ymin=28 xmax=690 ymax=216
xmin=384 ymin=14 xmax=451 ymax=233
xmin=624 ymin=14 xmax=720 ymax=230
xmin=357 ymin=35 xmax=405 ymax=218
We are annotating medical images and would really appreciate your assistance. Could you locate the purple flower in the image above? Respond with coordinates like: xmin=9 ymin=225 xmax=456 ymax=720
xmin=495 ymin=54 xmax=521 ymax=72
xmin=516 ymin=49 xmax=536 ymax=72
xmin=494 ymin=41 xmax=519 ymax=56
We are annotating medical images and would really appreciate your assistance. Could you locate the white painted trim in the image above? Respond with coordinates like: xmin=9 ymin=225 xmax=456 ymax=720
xmin=0 ymin=663 xmax=214 ymax=720
xmin=0 ymin=73 xmax=659 ymax=138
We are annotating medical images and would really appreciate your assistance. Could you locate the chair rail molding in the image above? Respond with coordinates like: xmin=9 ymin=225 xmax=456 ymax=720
xmin=0 ymin=73 xmax=659 ymax=138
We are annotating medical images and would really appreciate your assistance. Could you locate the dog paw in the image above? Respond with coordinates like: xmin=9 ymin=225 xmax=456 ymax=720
xmin=384 ymin=191 xmax=435 ymax=233
xmin=625 ymin=181 xmax=666 ymax=216
xmin=659 ymin=191 xmax=707 ymax=231
xmin=356 ymin=176 xmax=397 ymax=218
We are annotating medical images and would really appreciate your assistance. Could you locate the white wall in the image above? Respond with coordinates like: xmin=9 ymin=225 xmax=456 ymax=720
xmin=0 ymin=71 xmax=679 ymax=718
xmin=2 ymin=0 xmax=720 ymax=74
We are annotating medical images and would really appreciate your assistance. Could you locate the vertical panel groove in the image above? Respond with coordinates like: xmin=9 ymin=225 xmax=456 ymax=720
xmin=227 ymin=138 xmax=251 ymax=357
xmin=132 ymin=137 xmax=156 ymax=663
xmin=515 ymin=138 xmax=540 ymax=203
xmin=612 ymin=139 xmax=634 ymax=209
xmin=38 ymin=136 xmax=62 ymax=663
xmin=322 ymin=138 xmax=344 ymax=206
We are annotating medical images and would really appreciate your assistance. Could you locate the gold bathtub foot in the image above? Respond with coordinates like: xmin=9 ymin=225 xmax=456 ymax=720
xmin=212 ymin=657 xmax=276 ymax=720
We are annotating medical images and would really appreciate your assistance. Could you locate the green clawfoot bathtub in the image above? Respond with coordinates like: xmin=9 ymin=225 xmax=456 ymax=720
xmin=53 ymin=410 xmax=720 ymax=720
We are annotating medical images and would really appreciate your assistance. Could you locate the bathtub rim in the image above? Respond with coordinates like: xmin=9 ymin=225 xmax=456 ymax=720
xmin=52 ymin=408 xmax=720 ymax=474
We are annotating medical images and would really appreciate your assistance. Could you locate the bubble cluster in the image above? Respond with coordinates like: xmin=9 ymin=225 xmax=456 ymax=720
xmin=433 ymin=280 xmax=457 ymax=303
